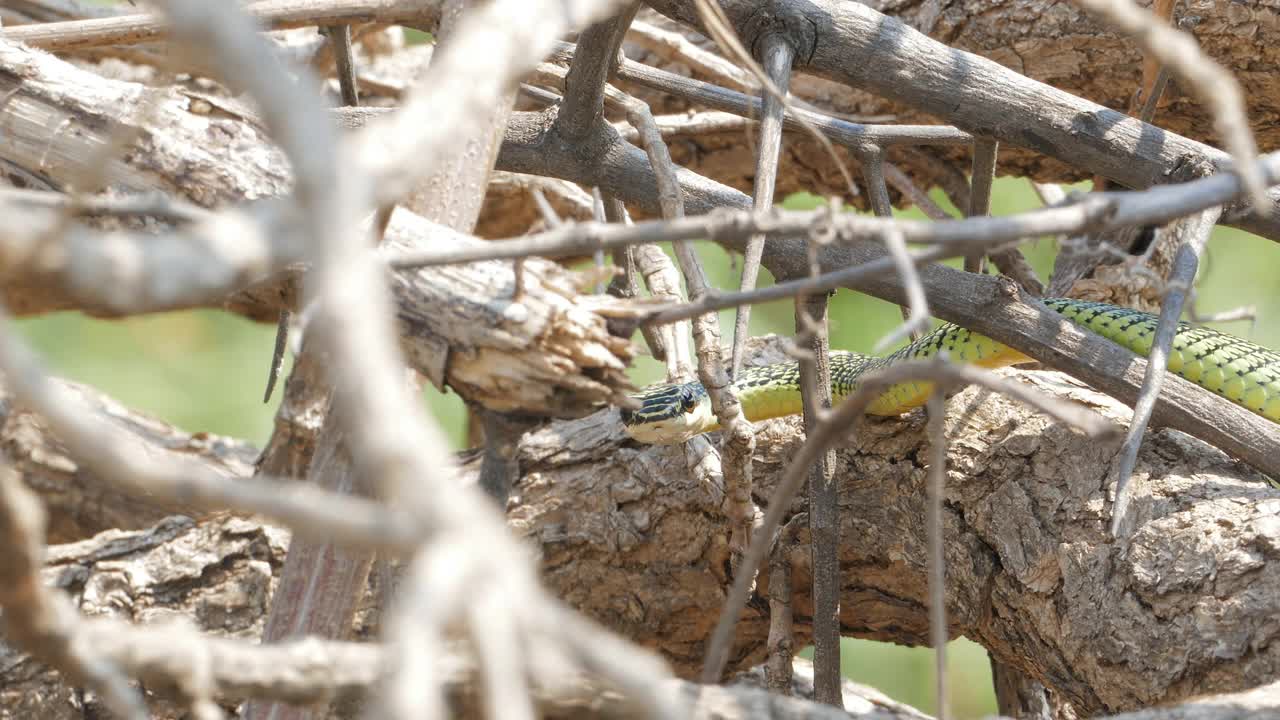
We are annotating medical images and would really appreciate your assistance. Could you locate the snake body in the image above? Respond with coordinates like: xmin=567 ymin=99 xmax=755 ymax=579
xmin=620 ymin=298 xmax=1280 ymax=445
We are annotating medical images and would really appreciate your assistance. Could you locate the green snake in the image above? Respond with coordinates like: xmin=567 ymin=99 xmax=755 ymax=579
xmin=620 ymin=298 xmax=1280 ymax=444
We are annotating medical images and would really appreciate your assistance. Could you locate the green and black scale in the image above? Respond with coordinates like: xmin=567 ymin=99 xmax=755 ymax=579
xmin=621 ymin=298 xmax=1280 ymax=443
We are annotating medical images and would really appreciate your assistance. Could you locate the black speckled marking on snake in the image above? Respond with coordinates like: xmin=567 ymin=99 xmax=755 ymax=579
xmin=620 ymin=298 xmax=1280 ymax=445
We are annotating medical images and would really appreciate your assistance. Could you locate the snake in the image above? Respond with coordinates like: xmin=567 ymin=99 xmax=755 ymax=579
xmin=620 ymin=298 xmax=1280 ymax=445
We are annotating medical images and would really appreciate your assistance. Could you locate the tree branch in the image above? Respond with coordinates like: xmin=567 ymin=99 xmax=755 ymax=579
xmin=7 ymin=365 xmax=1277 ymax=716
xmin=642 ymin=0 xmax=1280 ymax=241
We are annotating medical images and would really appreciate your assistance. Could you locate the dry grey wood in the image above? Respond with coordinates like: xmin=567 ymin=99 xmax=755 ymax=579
xmin=1109 ymin=205 xmax=1221 ymax=538
xmin=730 ymin=32 xmax=793 ymax=380
xmin=641 ymin=0 xmax=1280 ymax=241
xmin=794 ymin=293 xmax=840 ymax=707
xmin=495 ymin=111 xmax=1280 ymax=478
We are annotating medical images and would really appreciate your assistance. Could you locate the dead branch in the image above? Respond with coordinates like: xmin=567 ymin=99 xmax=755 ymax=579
xmin=0 ymin=509 xmax=931 ymax=719
xmin=0 ymin=0 xmax=443 ymax=51
xmin=640 ymin=0 xmax=1280 ymax=240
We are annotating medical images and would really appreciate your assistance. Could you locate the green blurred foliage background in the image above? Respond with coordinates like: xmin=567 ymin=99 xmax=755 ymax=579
xmin=20 ymin=177 xmax=1279 ymax=717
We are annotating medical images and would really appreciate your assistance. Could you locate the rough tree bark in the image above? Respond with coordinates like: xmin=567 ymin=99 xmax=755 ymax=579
xmin=3 ymin=355 xmax=1277 ymax=717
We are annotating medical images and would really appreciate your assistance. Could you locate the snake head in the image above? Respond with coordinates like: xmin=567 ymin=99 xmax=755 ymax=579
xmin=620 ymin=382 xmax=715 ymax=445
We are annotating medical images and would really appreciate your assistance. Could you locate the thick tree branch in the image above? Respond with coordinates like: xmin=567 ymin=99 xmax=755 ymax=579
xmin=642 ymin=0 xmax=1280 ymax=241
xmin=6 ymin=365 xmax=1278 ymax=717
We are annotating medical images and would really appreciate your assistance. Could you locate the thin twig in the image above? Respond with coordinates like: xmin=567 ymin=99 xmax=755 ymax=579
xmin=0 ymin=187 xmax=210 ymax=223
xmin=623 ymin=87 xmax=757 ymax=592
xmin=1138 ymin=65 xmax=1172 ymax=123
xmin=325 ymin=23 xmax=360 ymax=106
xmin=731 ymin=32 xmax=794 ymax=378
xmin=647 ymin=242 xmax=952 ymax=330
xmin=795 ymin=288 xmax=841 ymax=707
xmin=263 ymin=309 xmax=291 ymax=403
xmin=397 ymin=141 xmax=1280 ymax=269
xmin=1109 ymin=205 xmax=1222 ymax=537
xmin=965 ymin=137 xmax=999 ymax=274
xmin=611 ymin=110 xmax=754 ymax=141
xmin=605 ymin=196 xmax=677 ymax=369
xmin=689 ymin=0 xmax=861 ymax=200
xmin=764 ymin=513 xmax=805 ymax=694
xmin=530 ymin=187 xmax=565 ymax=228
xmin=567 ymin=42 xmax=973 ymax=148
xmin=925 ymin=390 xmax=951 ymax=720
xmin=1187 ymin=301 xmax=1256 ymax=325
xmin=859 ymin=146 xmax=926 ymax=342
xmin=1 ymin=0 xmax=444 ymax=51
xmin=883 ymin=160 xmax=955 ymax=220
xmin=626 ymin=18 xmax=753 ymax=91
xmin=873 ymin=228 xmax=931 ymax=353
xmin=860 ymin=147 xmax=894 ymax=217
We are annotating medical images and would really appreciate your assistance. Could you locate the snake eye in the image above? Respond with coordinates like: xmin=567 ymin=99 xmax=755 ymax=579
xmin=680 ymin=387 xmax=697 ymax=412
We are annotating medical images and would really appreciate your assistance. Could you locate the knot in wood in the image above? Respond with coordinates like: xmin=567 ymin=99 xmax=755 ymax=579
xmin=743 ymin=4 xmax=817 ymax=64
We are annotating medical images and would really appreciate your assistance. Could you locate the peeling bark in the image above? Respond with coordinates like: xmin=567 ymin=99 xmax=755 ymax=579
xmin=381 ymin=209 xmax=639 ymax=416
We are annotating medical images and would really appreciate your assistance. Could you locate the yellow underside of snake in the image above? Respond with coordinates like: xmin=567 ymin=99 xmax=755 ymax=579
xmin=620 ymin=298 xmax=1280 ymax=445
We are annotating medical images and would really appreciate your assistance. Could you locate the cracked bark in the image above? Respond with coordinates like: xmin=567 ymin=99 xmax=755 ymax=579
xmin=5 ymin=357 xmax=1279 ymax=717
